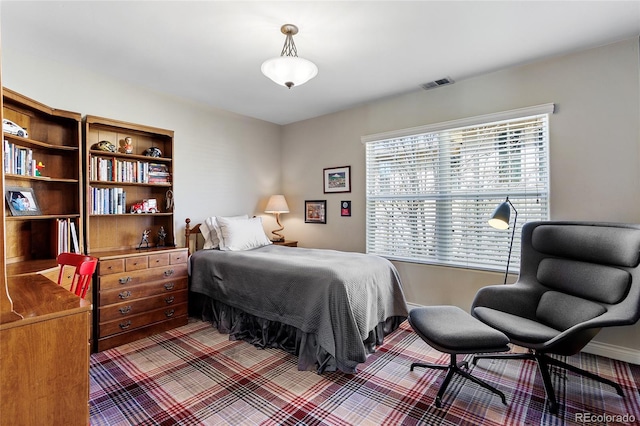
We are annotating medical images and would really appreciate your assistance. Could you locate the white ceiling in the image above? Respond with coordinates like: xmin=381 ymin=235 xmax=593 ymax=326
xmin=2 ymin=1 xmax=639 ymax=125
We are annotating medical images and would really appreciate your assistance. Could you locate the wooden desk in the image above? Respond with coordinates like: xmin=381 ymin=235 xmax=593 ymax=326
xmin=0 ymin=274 xmax=91 ymax=426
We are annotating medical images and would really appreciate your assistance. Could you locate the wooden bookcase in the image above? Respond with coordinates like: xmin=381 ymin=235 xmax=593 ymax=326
xmin=83 ymin=116 xmax=187 ymax=352
xmin=3 ymin=88 xmax=83 ymax=276
xmin=1 ymin=88 xmax=91 ymax=424
xmin=83 ymin=115 xmax=175 ymax=253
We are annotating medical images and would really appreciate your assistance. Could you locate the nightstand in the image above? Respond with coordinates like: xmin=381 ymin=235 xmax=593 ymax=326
xmin=273 ymin=240 xmax=298 ymax=247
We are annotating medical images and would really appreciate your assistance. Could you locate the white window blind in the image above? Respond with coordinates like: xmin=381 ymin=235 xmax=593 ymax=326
xmin=363 ymin=104 xmax=553 ymax=273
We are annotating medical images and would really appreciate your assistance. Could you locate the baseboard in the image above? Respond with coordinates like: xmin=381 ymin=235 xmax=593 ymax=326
xmin=582 ymin=341 xmax=640 ymax=365
xmin=405 ymin=302 xmax=639 ymax=365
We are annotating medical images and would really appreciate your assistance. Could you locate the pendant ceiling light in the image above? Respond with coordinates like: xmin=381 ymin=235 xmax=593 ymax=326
xmin=261 ymin=24 xmax=318 ymax=89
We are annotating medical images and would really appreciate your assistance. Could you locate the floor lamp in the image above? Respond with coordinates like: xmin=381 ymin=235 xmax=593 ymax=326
xmin=488 ymin=197 xmax=518 ymax=284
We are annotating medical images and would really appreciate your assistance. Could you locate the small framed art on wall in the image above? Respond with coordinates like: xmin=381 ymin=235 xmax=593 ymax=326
xmin=305 ymin=200 xmax=326 ymax=224
xmin=323 ymin=166 xmax=351 ymax=193
xmin=341 ymin=201 xmax=351 ymax=217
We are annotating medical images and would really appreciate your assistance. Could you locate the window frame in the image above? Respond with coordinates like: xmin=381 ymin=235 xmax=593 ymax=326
xmin=362 ymin=104 xmax=554 ymax=273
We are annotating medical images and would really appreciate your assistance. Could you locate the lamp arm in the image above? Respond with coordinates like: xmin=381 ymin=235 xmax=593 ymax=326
xmin=503 ymin=198 xmax=518 ymax=285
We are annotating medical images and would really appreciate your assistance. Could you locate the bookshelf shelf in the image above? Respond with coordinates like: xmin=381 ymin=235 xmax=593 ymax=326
xmin=5 ymin=214 xmax=81 ymax=221
xmin=6 ymin=174 xmax=79 ymax=183
xmin=88 ymin=212 xmax=173 ymax=217
xmin=4 ymin=133 xmax=79 ymax=151
xmin=89 ymin=181 xmax=171 ymax=187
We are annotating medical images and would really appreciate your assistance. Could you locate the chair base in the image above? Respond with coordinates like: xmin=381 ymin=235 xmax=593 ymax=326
xmin=473 ymin=351 xmax=624 ymax=414
xmin=411 ymin=353 xmax=507 ymax=408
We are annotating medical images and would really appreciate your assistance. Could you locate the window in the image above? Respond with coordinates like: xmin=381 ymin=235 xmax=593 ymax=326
xmin=363 ymin=104 xmax=553 ymax=273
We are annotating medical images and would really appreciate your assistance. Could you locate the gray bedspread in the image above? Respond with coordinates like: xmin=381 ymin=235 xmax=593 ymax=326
xmin=189 ymin=244 xmax=408 ymax=372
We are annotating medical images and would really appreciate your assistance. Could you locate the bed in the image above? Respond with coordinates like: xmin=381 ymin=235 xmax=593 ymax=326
xmin=185 ymin=217 xmax=409 ymax=373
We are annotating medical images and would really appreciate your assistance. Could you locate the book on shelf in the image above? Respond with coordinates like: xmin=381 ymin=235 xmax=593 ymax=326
xmin=148 ymin=175 xmax=171 ymax=184
xmin=3 ymin=139 xmax=37 ymax=176
xmin=148 ymin=163 xmax=169 ymax=173
xmin=53 ymin=218 xmax=80 ymax=255
xmin=55 ymin=218 xmax=69 ymax=256
xmin=70 ymin=220 xmax=80 ymax=254
xmin=91 ymin=187 xmax=126 ymax=214
xmin=90 ymin=156 xmax=155 ymax=184
xmin=148 ymin=162 xmax=171 ymax=183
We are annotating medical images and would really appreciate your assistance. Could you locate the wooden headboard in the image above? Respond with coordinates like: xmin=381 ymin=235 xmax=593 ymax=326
xmin=185 ymin=218 xmax=202 ymax=254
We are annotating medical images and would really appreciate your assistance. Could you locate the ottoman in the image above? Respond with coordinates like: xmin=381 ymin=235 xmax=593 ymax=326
xmin=408 ymin=305 xmax=510 ymax=408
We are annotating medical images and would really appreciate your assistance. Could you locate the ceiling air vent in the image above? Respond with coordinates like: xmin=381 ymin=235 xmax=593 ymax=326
xmin=421 ymin=77 xmax=454 ymax=90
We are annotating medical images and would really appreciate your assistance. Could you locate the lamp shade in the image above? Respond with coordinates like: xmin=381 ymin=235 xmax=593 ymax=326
xmin=265 ymin=195 xmax=290 ymax=213
xmin=261 ymin=56 xmax=318 ymax=88
xmin=488 ymin=201 xmax=511 ymax=230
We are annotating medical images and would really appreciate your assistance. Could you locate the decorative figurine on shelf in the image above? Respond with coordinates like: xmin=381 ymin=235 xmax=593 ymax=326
xmin=157 ymin=226 xmax=167 ymax=247
xmin=3 ymin=118 xmax=28 ymax=138
xmin=35 ymin=161 xmax=45 ymax=177
xmin=137 ymin=229 xmax=150 ymax=250
xmin=143 ymin=146 xmax=162 ymax=157
xmin=165 ymin=189 xmax=174 ymax=212
xmin=120 ymin=137 xmax=133 ymax=154
xmin=92 ymin=140 xmax=116 ymax=152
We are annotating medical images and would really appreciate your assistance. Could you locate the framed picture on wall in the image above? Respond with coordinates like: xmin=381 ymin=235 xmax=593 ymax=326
xmin=341 ymin=201 xmax=351 ymax=217
xmin=305 ymin=200 xmax=326 ymax=224
xmin=5 ymin=186 xmax=42 ymax=216
xmin=323 ymin=166 xmax=351 ymax=193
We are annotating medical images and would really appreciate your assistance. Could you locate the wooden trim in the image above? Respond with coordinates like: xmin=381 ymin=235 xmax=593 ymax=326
xmin=84 ymin=114 xmax=174 ymax=137
xmin=0 ymin=81 xmax=21 ymax=323
xmin=2 ymin=87 xmax=82 ymax=120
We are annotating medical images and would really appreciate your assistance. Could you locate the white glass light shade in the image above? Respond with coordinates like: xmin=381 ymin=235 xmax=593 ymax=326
xmin=261 ymin=56 xmax=318 ymax=88
xmin=265 ymin=195 xmax=290 ymax=213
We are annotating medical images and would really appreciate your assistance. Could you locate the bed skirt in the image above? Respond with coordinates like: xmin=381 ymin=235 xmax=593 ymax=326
xmin=194 ymin=295 xmax=406 ymax=374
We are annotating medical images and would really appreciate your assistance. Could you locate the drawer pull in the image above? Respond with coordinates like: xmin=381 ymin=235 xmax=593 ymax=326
xmin=164 ymin=269 xmax=175 ymax=277
xmin=165 ymin=309 xmax=175 ymax=318
xmin=119 ymin=320 xmax=132 ymax=330
xmin=165 ymin=296 xmax=175 ymax=304
xmin=119 ymin=291 xmax=132 ymax=299
xmin=119 ymin=305 xmax=132 ymax=315
xmin=119 ymin=276 xmax=132 ymax=284
xmin=164 ymin=282 xmax=175 ymax=291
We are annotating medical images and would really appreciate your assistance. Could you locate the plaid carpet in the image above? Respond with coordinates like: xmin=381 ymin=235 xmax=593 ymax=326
xmin=90 ymin=318 xmax=640 ymax=425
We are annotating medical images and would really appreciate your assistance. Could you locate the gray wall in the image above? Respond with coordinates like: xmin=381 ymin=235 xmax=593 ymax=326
xmin=3 ymin=37 xmax=639 ymax=362
xmin=281 ymin=38 xmax=640 ymax=361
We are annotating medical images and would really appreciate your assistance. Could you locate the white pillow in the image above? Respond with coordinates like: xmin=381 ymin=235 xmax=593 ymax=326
xmin=217 ymin=216 xmax=272 ymax=251
xmin=202 ymin=214 xmax=248 ymax=249
xmin=201 ymin=217 xmax=216 ymax=249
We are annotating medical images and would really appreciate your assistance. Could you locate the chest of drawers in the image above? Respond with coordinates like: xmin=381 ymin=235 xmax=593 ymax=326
xmin=94 ymin=247 xmax=189 ymax=352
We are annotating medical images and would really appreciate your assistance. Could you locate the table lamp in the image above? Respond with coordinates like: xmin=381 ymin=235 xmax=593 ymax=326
xmin=265 ymin=195 xmax=290 ymax=242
